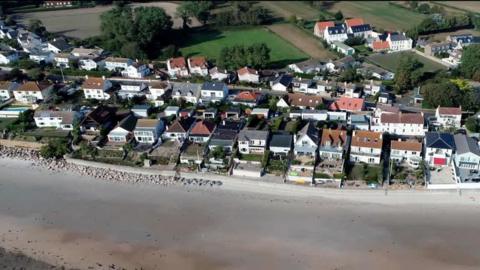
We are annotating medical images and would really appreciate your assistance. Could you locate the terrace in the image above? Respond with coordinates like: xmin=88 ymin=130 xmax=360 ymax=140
xmin=315 ymin=158 xmax=344 ymax=179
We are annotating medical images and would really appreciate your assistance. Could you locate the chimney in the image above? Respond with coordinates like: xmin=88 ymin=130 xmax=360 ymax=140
xmin=85 ymin=75 xmax=88 ymax=80
xmin=102 ymin=75 xmax=105 ymax=80
xmin=223 ymin=120 xmax=226 ymax=125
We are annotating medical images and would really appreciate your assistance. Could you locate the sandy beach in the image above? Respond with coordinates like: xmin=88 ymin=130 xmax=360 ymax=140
xmin=1 ymin=158 xmax=480 ymax=269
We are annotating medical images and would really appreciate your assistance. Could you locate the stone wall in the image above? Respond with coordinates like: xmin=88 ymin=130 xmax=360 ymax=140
xmin=64 ymin=156 xmax=176 ymax=177
xmin=0 ymin=139 xmax=44 ymax=150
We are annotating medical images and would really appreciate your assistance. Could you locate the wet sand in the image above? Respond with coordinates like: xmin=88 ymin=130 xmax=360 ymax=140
xmin=1 ymin=158 xmax=480 ymax=269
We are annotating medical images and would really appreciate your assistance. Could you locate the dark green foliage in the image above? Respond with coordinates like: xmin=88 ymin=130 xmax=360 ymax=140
xmin=422 ymin=81 xmax=462 ymax=107
xmin=393 ymin=54 xmax=423 ymax=94
xmin=460 ymin=44 xmax=480 ymax=80
xmin=344 ymin=36 xmax=365 ymax=46
xmin=7 ymin=110 xmax=34 ymax=132
xmin=99 ymin=6 xmax=173 ymax=59
xmin=40 ymin=139 xmax=69 ymax=159
xmin=217 ymin=43 xmax=270 ymax=70
xmin=465 ymin=116 xmax=480 ymax=133
xmin=334 ymin=11 xmax=343 ymax=20
xmin=175 ymin=1 xmax=212 ymax=27
xmin=213 ymin=2 xmax=271 ymax=26
xmin=338 ymin=68 xmax=362 ymax=83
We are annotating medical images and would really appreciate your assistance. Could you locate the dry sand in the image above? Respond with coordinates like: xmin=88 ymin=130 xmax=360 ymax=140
xmin=1 ymin=158 xmax=480 ymax=269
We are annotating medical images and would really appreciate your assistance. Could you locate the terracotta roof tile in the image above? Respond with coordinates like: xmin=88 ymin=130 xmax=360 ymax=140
xmin=287 ymin=93 xmax=323 ymax=108
xmin=188 ymin=56 xmax=207 ymax=68
xmin=237 ymin=66 xmax=257 ymax=75
xmin=320 ymin=129 xmax=346 ymax=147
xmin=380 ymin=112 xmax=424 ymax=125
xmin=438 ymin=106 xmax=461 ymax=115
xmin=315 ymin=21 xmax=335 ymax=31
xmin=234 ymin=91 xmax=261 ymax=101
xmin=82 ymin=77 xmax=105 ymax=89
xmin=391 ymin=140 xmax=422 ymax=152
xmin=372 ymin=40 xmax=390 ymax=50
xmin=169 ymin=57 xmax=187 ymax=69
xmin=17 ymin=81 xmax=52 ymax=92
xmin=329 ymin=97 xmax=364 ymax=112
xmin=351 ymin=130 xmax=383 ymax=149
xmin=345 ymin=18 xmax=365 ymax=27
xmin=190 ymin=120 xmax=215 ymax=136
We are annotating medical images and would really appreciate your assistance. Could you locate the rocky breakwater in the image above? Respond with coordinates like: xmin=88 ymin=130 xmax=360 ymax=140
xmin=0 ymin=146 xmax=222 ymax=187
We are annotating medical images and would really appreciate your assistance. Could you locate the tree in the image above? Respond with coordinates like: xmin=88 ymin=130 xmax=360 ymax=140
xmin=393 ymin=54 xmax=423 ymax=94
xmin=27 ymin=19 xmax=47 ymax=36
xmin=217 ymin=43 xmax=270 ymax=70
xmin=416 ymin=3 xmax=431 ymax=14
xmin=460 ymin=44 xmax=480 ymax=80
xmin=344 ymin=36 xmax=365 ymax=46
xmin=27 ymin=68 xmax=44 ymax=81
xmin=133 ymin=7 xmax=173 ymax=48
xmin=334 ymin=11 xmax=343 ymax=20
xmin=211 ymin=146 xmax=226 ymax=160
xmin=40 ymin=139 xmax=69 ymax=159
xmin=422 ymin=81 xmax=462 ymax=107
xmin=338 ymin=68 xmax=361 ymax=82
xmin=99 ymin=6 xmax=173 ymax=59
xmin=465 ymin=116 xmax=480 ymax=133
xmin=175 ymin=3 xmax=192 ymax=29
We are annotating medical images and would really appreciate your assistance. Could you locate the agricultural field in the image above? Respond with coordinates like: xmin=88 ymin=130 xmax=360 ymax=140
xmin=433 ymin=1 xmax=480 ymax=13
xmin=367 ymin=52 xmax=448 ymax=73
xmin=13 ymin=2 xmax=195 ymax=39
xmin=267 ymin=24 xmax=336 ymax=60
xmin=327 ymin=1 xmax=426 ymax=31
xmin=257 ymin=1 xmax=320 ymax=21
xmin=179 ymin=28 xmax=309 ymax=68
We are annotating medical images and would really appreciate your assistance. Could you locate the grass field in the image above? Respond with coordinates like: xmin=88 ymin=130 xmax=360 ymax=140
xmin=257 ymin=1 xmax=320 ymax=20
xmin=14 ymin=2 xmax=192 ymax=39
xmin=267 ymin=24 xmax=336 ymax=60
xmin=367 ymin=52 xmax=447 ymax=73
xmin=0 ymin=118 xmax=15 ymax=130
xmin=327 ymin=1 xmax=426 ymax=31
xmin=433 ymin=1 xmax=480 ymax=13
xmin=179 ymin=28 xmax=309 ymax=68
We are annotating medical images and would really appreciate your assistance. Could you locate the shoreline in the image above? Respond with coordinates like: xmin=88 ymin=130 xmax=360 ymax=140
xmin=1 ymin=145 xmax=480 ymax=207
xmin=1 ymin=158 xmax=480 ymax=269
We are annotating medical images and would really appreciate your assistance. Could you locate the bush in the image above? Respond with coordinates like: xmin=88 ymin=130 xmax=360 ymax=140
xmin=40 ymin=139 xmax=69 ymax=159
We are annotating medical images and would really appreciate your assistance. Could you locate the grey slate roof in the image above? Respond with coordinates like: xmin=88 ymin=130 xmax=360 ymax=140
xmin=328 ymin=25 xmax=346 ymax=34
xmin=350 ymin=24 xmax=371 ymax=33
xmin=454 ymin=134 xmax=480 ymax=156
xmin=238 ymin=129 xmax=269 ymax=142
xmin=270 ymin=134 xmax=293 ymax=148
xmin=272 ymin=74 xmax=293 ymax=87
xmin=298 ymin=121 xmax=318 ymax=143
xmin=201 ymin=82 xmax=226 ymax=91
xmin=171 ymin=82 xmax=201 ymax=96
xmin=425 ymin=132 xmax=455 ymax=150
xmin=389 ymin=33 xmax=409 ymax=41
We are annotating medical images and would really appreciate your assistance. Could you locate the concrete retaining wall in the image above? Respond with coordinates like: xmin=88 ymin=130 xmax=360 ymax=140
xmin=64 ymin=156 xmax=176 ymax=177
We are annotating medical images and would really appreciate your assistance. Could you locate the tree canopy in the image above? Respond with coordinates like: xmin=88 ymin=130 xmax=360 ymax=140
xmin=100 ymin=6 xmax=173 ymax=59
xmin=460 ymin=44 xmax=480 ymax=80
xmin=393 ymin=54 xmax=423 ymax=94
xmin=422 ymin=81 xmax=462 ymax=108
xmin=213 ymin=2 xmax=271 ymax=26
xmin=218 ymin=43 xmax=271 ymax=70
xmin=175 ymin=1 xmax=212 ymax=28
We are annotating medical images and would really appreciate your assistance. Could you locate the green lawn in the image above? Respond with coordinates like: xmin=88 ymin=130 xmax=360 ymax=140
xmin=0 ymin=118 xmax=15 ymax=130
xmin=346 ymin=164 xmax=382 ymax=183
xmin=367 ymin=52 xmax=448 ymax=73
xmin=238 ymin=153 xmax=263 ymax=162
xmin=179 ymin=28 xmax=309 ymax=68
xmin=327 ymin=1 xmax=426 ymax=31
xmin=22 ymin=128 xmax=70 ymax=138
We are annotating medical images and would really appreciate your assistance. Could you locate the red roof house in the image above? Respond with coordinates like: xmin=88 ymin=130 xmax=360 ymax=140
xmin=329 ymin=97 xmax=365 ymax=112
xmin=345 ymin=18 xmax=365 ymax=28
